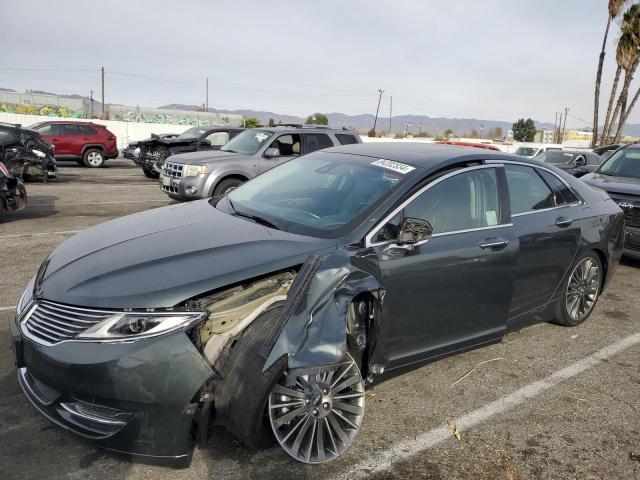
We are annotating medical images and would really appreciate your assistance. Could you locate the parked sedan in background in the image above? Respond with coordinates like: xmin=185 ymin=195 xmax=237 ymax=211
xmin=159 ymin=125 xmax=361 ymax=199
xmin=123 ymin=133 xmax=178 ymax=160
xmin=136 ymin=126 xmax=245 ymax=178
xmin=29 ymin=121 xmax=118 ymax=168
xmin=536 ymin=149 xmax=603 ymax=177
xmin=582 ymin=143 xmax=640 ymax=259
xmin=593 ymin=143 xmax=624 ymax=160
xmin=514 ymin=142 xmax=563 ymax=157
xmin=12 ymin=143 xmax=623 ymax=466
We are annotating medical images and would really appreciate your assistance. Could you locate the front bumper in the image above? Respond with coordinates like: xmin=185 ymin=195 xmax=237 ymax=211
xmin=159 ymin=172 xmax=210 ymax=200
xmin=11 ymin=311 xmax=213 ymax=463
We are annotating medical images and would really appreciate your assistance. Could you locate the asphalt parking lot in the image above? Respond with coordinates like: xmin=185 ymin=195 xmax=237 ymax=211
xmin=1 ymin=160 xmax=640 ymax=480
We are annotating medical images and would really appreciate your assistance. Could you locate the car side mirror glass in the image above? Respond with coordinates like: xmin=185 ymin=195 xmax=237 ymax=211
xmin=396 ymin=217 xmax=433 ymax=245
xmin=575 ymin=156 xmax=586 ymax=167
xmin=264 ymin=147 xmax=280 ymax=158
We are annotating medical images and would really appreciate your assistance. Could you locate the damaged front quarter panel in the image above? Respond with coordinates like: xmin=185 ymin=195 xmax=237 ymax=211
xmin=262 ymin=247 xmax=386 ymax=377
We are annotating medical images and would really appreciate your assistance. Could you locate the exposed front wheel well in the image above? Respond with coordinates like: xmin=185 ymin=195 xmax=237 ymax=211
xmin=211 ymin=175 xmax=248 ymax=197
xmin=591 ymin=247 xmax=608 ymax=294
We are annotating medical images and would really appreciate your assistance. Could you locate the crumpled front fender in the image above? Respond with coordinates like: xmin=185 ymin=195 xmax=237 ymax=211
xmin=262 ymin=247 xmax=385 ymax=372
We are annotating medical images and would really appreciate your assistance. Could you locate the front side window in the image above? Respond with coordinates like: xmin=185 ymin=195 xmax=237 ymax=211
xmin=0 ymin=129 xmax=17 ymax=143
xmin=220 ymin=129 xmax=274 ymax=155
xmin=36 ymin=124 xmax=61 ymax=136
xmin=598 ymin=148 xmax=640 ymax=179
xmin=268 ymin=134 xmax=301 ymax=156
xmin=206 ymin=131 xmax=229 ymax=146
xmin=372 ymin=168 xmax=500 ymax=243
xmin=505 ymin=164 xmax=554 ymax=214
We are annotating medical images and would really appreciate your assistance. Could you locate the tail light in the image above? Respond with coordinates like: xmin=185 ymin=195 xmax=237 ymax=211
xmin=0 ymin=162 xmax=12 ymax=177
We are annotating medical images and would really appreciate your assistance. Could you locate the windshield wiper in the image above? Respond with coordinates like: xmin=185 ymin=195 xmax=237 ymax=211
xmin=227 ymin=198 xmax=286 ymax=231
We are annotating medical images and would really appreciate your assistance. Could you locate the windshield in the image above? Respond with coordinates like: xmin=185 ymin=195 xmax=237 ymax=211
xmin=514 ymin=147 xmax=538 ymax=157
xmin=224 ymin=152 xmax=412 ymax=237
xmin=538 ymin=151 xmax=576 ymax=164
xmin=220 ymin=129 xmax=273 ymax=155
xmin=177 ymin=127 xmax=207 ymax=139
xmin=598 ymin=148 xmax=640 ymax=178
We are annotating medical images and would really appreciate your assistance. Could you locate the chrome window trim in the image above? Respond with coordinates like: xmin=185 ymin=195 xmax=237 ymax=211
xmin=365 ymin=164 xmax=505 ymax=247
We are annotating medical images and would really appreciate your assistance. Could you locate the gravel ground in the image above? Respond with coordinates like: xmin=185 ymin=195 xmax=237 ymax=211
xmin=1 ymin=159 xmax=639 ymax=480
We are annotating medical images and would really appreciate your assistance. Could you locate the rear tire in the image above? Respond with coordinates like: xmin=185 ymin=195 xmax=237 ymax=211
xmin=214 ymin=305 xmax=286 ymax=449
xmin=142 ymin=167 xmax=159 ymax=179
xmin=83 ymin=149 xmax=105 ymax=168
xmin=213 ymin=177 xmax=244 ymax=196
xmin=553 ymin=251 xmax=602 ymax=326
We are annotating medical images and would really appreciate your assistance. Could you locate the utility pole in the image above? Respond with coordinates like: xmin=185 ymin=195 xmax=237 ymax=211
xmin=89 ymin=90 xmax=94 ymax=118
xmin=101 ymin=67 xmax=105 ymax=119
xmin=372 ymin=89 xmax=384 ymax=136
xmin=480 ymin=124 xmax=484 ymax=139
xmin=419 ymin=117 xmax=423 ymax=134
xmin=561 ymin=107 xmax=569 ymax=143
xmin=389 ymin=96 xmax=392 ymax=136
xmin=553 ymin=112 xmax=558 ymax=143
xmin=206 ymin=77 xmax=209 ymax=112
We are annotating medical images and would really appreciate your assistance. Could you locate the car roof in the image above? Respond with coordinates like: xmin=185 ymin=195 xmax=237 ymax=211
xmin=257 ymin=126 xmax=358 ymax=134
xmin=320 ymin=142 xmax=523 ymax=169
xmin=32 ymin=120 xmax=105 ymax=126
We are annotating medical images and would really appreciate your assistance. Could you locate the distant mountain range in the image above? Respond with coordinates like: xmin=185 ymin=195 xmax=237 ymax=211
xmin=3 ymin=87 xmax=640 ymax=137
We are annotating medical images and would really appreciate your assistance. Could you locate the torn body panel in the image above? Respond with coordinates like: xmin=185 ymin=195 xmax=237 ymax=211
xmin=263 ymin=247 xmax=386 ymax=375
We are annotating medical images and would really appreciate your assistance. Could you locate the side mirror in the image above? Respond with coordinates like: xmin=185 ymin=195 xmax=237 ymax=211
xmin=264 ymin=147 xmax=280 ymax=158
xmin=199 ymin=139 xmax=211 ymax=146
xmin=396 ymin=217 xmax=433 ymax=245
xmin=574 ymin=156 xmax=586 ymax=167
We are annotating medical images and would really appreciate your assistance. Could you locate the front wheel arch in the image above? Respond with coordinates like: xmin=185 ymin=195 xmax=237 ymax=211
xmin=210 ymin=174 xmax=248 ymax=197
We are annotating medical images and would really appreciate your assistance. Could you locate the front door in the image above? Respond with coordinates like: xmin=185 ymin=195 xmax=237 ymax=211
xmin=256 ymin=133 xmax=301 ymax=174
xmin=370 ymin=165 xmax=516 ymax=369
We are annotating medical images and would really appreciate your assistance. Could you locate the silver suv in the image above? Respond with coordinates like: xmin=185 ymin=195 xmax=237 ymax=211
xmin=159 ymin=125 xmax=361 ymax=200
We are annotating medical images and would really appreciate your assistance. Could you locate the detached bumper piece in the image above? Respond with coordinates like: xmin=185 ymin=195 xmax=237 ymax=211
xmin=18 ymin=368 xmax=131 ymax=438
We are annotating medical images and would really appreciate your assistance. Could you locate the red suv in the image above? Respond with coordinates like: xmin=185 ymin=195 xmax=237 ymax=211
xmin=29 ymin=121 xmax=118 ymax=168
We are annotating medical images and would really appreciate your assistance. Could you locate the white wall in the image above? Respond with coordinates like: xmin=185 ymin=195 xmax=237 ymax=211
xmin=0 ymin=112 xmax=191 ymax=149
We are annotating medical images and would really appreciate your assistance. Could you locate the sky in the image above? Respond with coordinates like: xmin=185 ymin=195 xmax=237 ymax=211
xmin=0 ymin=0 xmax=635 ymax=128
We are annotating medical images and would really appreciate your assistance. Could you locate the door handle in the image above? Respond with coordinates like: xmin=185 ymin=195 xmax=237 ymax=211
xmin=478 ymin=238 xmax=509 ymax=250
xmin=555 ymin=216 xmax=573 ymax=227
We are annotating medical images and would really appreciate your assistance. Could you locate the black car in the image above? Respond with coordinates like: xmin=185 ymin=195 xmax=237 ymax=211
xmin=0 ymin=161 xmax=27 ymax=212
xmin=123 ymin=133 xmax=178 ymax=160
xmin=12 ymin=144 xmax=623 ymax=466
xmin=136 ymin=126 xmax=244 ymax=178
xmin=535 ymin=149 xmax=603 ymax=177
xmin=582 ymin=143 xmax=640 ymax=259
xmin=0 ymin=123 xmax=56 ymax=181
xmin=593 ymin=143 xmax=624 ymax=160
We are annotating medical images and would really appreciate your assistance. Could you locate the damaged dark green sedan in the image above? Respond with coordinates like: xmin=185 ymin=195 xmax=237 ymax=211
xmin=12 ymin=143 xmax=623 ymax=465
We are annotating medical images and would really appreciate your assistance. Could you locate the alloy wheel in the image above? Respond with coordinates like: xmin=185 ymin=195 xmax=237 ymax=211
xmin=86 ymin=151 xmax=103 ymax=167
xmin=268 ymin=352 xmax=365 ymax=463
xmin=565 ymin=257 xmax=600 ymax=322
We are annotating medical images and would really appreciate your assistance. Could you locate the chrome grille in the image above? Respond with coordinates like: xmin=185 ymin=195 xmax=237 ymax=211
xmin=23 ymin=301 xmax=117 ymax=345
xmin=611 ymin=195 xmax=640 ymax=228
xmin=162 ymin=160 xmax=184 ymax=178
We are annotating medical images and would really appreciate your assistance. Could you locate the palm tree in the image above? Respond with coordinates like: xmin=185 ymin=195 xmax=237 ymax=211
xmin=613 ymin=4 xmax=640 ymax=142
xmin=592 ymin=0 xmax=625 ymax=147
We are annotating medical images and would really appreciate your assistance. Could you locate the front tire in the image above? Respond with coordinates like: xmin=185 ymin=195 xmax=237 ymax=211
xmin=213 ymin=177 xmax=244 ymax=196
xmin=142 ymin=167 xmax=159 ymax=179
xmin=554 ymin=252 xmax=602 ymax=326
xmin=83 ymin=149 xmax=105 ymax=168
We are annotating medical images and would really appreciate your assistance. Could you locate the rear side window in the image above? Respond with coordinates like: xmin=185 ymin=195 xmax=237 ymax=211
xmin=79 ymin=125 xmax=98 ymax=135
xmin=537 ymin=169 xmax=580 ymax=205
xmin=304 ymin=133 xmax=333 ymax=153
xmin=504 ymin=164 xmax=555 ymax=214
xmin=61 ymin=124 xmax=79 ymax=135
xmin=336 ymin=133 xmax=358 ymax=145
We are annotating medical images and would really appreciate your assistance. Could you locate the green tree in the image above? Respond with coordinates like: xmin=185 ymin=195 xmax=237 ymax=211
xmin=592 ymin=0 xmax=625 ymax=147
xmin=367 ymin=128 xmax=377 ymax=137
xmin=305 ymin=113 xmax=329 ymax=125
xmin=243 ymin=117 xmax=262 ymax=128
xmin=444 ymin=128 xmax=454 ymax=138
xmin=268 ymin=118 xmax=275 ymax=127
xmin=512 ymin=118 xmax=536 ymax=142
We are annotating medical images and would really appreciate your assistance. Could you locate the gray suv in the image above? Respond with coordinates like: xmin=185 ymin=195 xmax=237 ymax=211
xmin=159 ymin=125 xmax=361 ymax=200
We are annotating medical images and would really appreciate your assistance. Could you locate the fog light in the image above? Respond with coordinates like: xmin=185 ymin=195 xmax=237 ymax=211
xmin=186 ymin=186 xmax=197 ymax=195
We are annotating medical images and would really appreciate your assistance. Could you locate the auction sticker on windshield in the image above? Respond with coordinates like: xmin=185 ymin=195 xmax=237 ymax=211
xmin=371 ymin=159 xmax=415 ymax=174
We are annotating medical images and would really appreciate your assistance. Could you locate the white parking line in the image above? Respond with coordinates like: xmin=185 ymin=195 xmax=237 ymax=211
xmin=28 ymin=199 xmax=169 ymax=206
xmin=0 ymin=305 xmax=16 ymax=312
xmin=342 ymin=331 xmax=640 ymax=478
xmin=0 ymin=230 xmax=80 ymax=239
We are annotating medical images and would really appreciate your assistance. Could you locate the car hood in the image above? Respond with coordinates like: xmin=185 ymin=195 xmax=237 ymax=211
xmin=581 ymin=172 xmax=640 ymax=196
xmin=167 ymin=150 xmax=252 ymax=165
xmin=38 ymin=200 xmax=335 ymax=308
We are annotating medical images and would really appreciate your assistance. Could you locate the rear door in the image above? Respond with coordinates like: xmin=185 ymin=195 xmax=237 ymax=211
xmin=60 ymin=124 xmax=82 ymax=156
xmin=502 ymin=163 xmax=581 ymax=321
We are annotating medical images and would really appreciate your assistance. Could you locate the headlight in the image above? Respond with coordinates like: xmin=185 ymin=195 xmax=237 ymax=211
xmin=77 ymin=311 xmax=207 ymax=340
xmin=184 ymin=164 xmax=208 ymax=177
xmin=16 ymin=275 xmax=36 ymax=317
